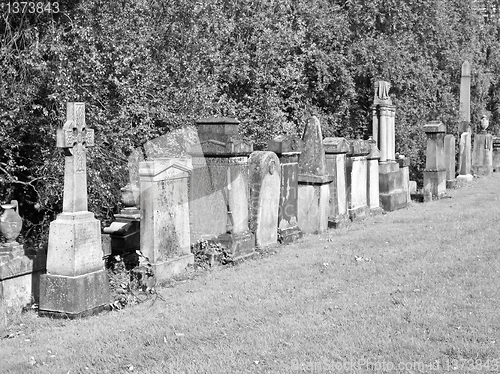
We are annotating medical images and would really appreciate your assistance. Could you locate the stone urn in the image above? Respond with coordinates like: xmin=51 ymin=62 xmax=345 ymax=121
xmin=120 ymin=183 xmax=140 ymax=208
xmin=0 ymin=200 xmax=22 ymax=244
xmin=480 ymin=115 xmax=489 ymax=133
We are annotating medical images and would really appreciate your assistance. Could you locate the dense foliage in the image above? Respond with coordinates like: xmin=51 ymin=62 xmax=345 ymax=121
xmin=1 ymin=0 xmax=499 ymax=247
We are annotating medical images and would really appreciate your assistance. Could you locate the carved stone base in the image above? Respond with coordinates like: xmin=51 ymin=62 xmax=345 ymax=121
xmin=348 ymin=206 xmax=369 ymax=222
xmin=328 ymin=214 xmax=350 ymax=229
xmin=456 ymin=174 xmax=473 ymax=182
xmin=39 ymin=270 xmax=110 ymax=318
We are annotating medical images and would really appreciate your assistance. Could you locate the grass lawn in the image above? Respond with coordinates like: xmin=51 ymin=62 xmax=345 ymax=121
xmin=1 ymin=174 xmax=500 ymax=373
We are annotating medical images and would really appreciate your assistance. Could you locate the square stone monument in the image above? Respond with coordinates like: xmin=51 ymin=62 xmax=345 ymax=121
xmin=297 ymin=116 xmax=334 ymax=234
xmin=423 ymin=121 xmax=447 ymax=198
xmin=493 ymin=137 xmax=500 ymax=172
xmin=267 ymin=135 xmax=303 ymax=243
xmin=472 ymin=116 xmax=493 ymax=176
xmin=39 ymin=102 xmax=110 ymax=318
xmin=367 ymin=138 xmax=383 ymax=215
xmin=188 ymin=117 xmax=255 ymax=260
xmin=323 ymin=137 xmax=350 ymax=228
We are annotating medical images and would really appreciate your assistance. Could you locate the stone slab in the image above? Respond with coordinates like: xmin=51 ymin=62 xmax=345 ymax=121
xmin=278 ymin=226 xmax=303 ymax=244
xmin=380 ymin=190 xmax=407 ymax=212
xmin=297 ymin=184 xmax=330 ymax=234
xmin=423 ymin=169 xmax=447 ymax=197
xmin=216 ymin=231 xmax=255 ymax=260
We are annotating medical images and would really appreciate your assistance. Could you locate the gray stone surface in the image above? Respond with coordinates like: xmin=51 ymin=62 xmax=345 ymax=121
xmin=372 ymin=81 xmax=396 ymax=162
xmin=459 ymin=61 xmax=471 ymax=135
xmin=457 ymin=132 xmax=472 ymax=181
xmin=444 ymin=134 xmax=456 ymax=181
xmin=324 ymin=137 xmax=349 ymax=228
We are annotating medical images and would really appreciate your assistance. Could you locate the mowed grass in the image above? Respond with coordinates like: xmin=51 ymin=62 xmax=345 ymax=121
xmin=1 ymin=174 xmax=500 ymax=374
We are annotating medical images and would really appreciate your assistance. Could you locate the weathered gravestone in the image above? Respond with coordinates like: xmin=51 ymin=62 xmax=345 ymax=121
xmin=423 ymin=121 xmax=447 ymax=198
xmin=444 ymin=134 xmax=457 ymax=188
xmin=297 ymin=116 xmax=333 ymax=234
xmin=398 ymin=155 xmax=411 ymax=204
xmin=267 ymin=135 xmax=303 ymax=243
xmin=248 ymin=151 xmax=280 ymax=248
xmin=493 ymin=137 xmax=500 ymax=172
xmin=372 ymin=81 xmax=407 ymax=211
xmin=188 ymin=117 xmax=255 ymax=260
xmin=367 ymin=138 xmax=383 ymax=215
xmin=323 ymin=137 xmax=349 ymax=228
xmin=39 ymin=102 xmax=110 ymax=318
xmin=346 ymin=139 xmax=370 ymax=221
xmin=139 ymin=158 xmax=194 ymax=281
xmin=472 ymin=115 xmax=493 ymax=176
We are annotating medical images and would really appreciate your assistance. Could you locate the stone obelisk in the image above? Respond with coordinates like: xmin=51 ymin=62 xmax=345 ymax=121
xmin=457 ymin=61 xmax=473 ymax=182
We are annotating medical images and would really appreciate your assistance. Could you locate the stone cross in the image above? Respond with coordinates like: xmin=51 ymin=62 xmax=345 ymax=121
xmin=459 ymin=61 xmax=471 ymax=134
xmin=56 ymin=102 xmax=94 ymax=213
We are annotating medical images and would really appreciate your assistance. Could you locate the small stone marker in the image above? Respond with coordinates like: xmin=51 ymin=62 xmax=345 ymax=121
xmin=249 ymin=151 xmax=281 ymax=248
xmin=397 ymin=155 xmax=411 ymax=204
xmin=267 ymin=135 xmax=303 ymax=243
xmin=139 ymin=158 xmax=194 ymax=281
xmin=444 ymin=134 xmax=457 ymax=188
xmin=323 ymin=137 xmax=350 ymax=228
xmin=39 ymin=102 xmax=110 ymax=318
xmin=297 ymin=116 xmax=333 ymax=234
xmin=423 ymin=121 xmax=447 ymax=198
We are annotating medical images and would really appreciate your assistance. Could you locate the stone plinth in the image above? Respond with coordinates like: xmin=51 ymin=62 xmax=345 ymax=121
xmin=188 ymin=117 xmax=255 ymax=260
xmin=472 ymin=132 xmax=493 ymax=176
xmin=346 ymin=140 xmax=370 ymax=221
xmin=139 ymin=158 xmax=194 ymax=281
xmin=493 ymin=137 xmax=500 ymax=172
xmin=423 ymin=121 xmax=446 ymax=198
xmin=249 ymin=151 xmax=280 ymax=248
xmin=367 ymin=139 xmax=383 ymax=215
xmin=372 ymin=81 xmax=396 ymax=162
xmin=40 ymin=103 xmax=110 ymax=318
xmin=444 ymin=134 xmax=457 ymax=189
xmin=297 ymin=116 xmax=333 ymax=234
xmin=379 ymin=161 xmax=407 ymax=211
xmin=267 ymin=135 xmax=303 ymax=243
xmin=323 ymin=137 xmax=350 ymax=228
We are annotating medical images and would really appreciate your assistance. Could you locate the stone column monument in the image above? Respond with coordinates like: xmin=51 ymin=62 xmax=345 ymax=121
xmin=371 ymin=81 xmax=407 ymax=211
xmin=39 ymin=102 xmax=110 ymax=318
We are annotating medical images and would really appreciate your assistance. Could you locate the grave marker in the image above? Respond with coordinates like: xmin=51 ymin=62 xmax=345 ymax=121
xmin=423 ymin=121 xmax=446 ymax=198
xmin=39 ymin=102 xmax=110 ymax=318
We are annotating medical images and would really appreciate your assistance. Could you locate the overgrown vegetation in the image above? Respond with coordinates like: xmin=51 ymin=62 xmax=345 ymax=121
xmin=1 ymin=0 xmax=500 ymax=247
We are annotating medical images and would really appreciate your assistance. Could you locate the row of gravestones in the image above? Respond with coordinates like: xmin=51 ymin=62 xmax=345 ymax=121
xmin=423 ymin=118 xmax=500 ymax=199
xmin=2 ymin=79 xmax=413 ymax=318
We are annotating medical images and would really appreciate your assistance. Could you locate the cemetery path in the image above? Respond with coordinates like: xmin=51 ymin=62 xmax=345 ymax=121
xmin=2 ymin=174 xmax=500 ymax=373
